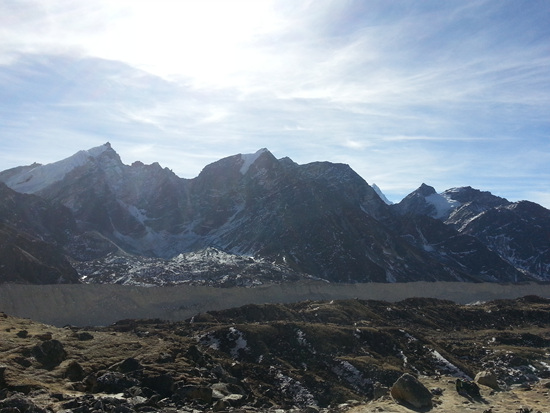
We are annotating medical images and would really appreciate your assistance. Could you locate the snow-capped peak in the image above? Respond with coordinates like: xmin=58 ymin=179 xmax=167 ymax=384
xmin=425 ymin=192 xmax=461 ymax=219
xmin=239 ymin=148 xmax=269 ymax=175
xmin=2 ymin=142 xmax=113 ymax=194
xmin=372 ymin=183 xmax=393 ymax=205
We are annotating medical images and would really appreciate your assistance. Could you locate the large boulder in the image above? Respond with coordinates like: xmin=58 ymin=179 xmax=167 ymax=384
xmin=64 ymin=360 xmax=85 ymax=382
xmin=31 ymin=339 xmax=66 ymax=369
xmin=96 ymin=372 xmax=140 ymax=394
xmin=455 ymin=378 xmax=481 ymax=398
xmin=141 ymin=373 xmax=174 ymax=397
xmin=173 ymin=384 xmax=213 ymax=404
xmin=114 ymin=357 xmax=142 ymax=373
xmin=213 ymin=393 xmax=244 ymax=411
xmin=0 ymin=394 xmax=48 ymax=413
xmin=390 ymin=373 xmax=432 ymax=409
xmin=475 ymin=370 xmax=500 ymax=390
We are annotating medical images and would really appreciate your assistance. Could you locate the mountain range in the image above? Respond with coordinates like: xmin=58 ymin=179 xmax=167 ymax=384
xmin=0 ymin=142 xmax=548 ymax=285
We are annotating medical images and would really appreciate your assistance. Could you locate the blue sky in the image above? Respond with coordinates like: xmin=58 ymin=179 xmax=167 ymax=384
xmin=1 ymin=0 xmax=549 ymax=206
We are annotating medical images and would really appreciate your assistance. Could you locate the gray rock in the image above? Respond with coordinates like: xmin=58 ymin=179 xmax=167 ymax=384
xmin=456 ymin=378 xmax=481 ymax=398
xmin=141 ymin=373 xmax=174 ymax=397
xmin=210 ymin=382 xmax=245 ymax=397
xmin=213 ymin=393 xmax=244 ymax=411
xmin=76 ymin=332 xmax=94 ymax=341
xmin=64 ymin=360 xmax=85 ymax=382
xmin=96 ymin=372 xmax=140 ymax=394
xmin=174 ymin=384 xmax=213 ymax=404
xmin=390 ymin=373 xmax=432 ymax=409
xmin=31 ymin=339 xmax=66 ymax=368
xmin=475 ymin=370 xmax=500 ymax=390
xmin=0 ymin=394 xmax=48 ymax=413
xmin=373 ymin=381 xmax=389 ymax=399
xmin=116 ymin=357 xmax=142 ymax=373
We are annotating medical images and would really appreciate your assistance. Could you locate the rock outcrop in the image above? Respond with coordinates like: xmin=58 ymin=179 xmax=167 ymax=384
xmin=390 ymin=373 xmax=433 ymax=409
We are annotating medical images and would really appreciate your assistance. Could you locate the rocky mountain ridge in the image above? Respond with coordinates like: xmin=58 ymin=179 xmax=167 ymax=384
xmin=393 ymin=183 xmax=550 ymax=281
xmin=0 ymin=143 xmax=548 ymax=285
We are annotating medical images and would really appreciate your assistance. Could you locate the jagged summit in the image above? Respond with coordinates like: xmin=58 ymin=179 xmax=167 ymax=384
xmin=239 ymin=148 xmax=270 ymax=174
xmin=0 ymin=142 xmax=118 ymax=194
xmin=442 ymin=186 xmax=509 ymax=206
xmin=417 ymin=183 xmax=437 ymax=196
xmin=196 ymin=148 xmax=278 ymax=181
xmin=88 ymin=141 xmax=112 ymax=155
xmin=394 ymin=184 xmax=512 ymax=220
xmin=393 ymin=183 xmax=459 ymax=219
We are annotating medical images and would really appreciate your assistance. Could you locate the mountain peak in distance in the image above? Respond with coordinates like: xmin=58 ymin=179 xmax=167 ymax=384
xmin=0 ymin=142 xmax=117 ymax=195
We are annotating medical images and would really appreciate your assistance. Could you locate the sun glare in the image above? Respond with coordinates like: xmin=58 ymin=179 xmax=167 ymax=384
xmin=90 ymin=0 xmax=281 ymax=86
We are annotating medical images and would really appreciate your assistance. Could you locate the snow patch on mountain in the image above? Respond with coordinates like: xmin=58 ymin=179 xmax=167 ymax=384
xmin=240 ymin=148 xmax=268 ymax=175
xmin=425 ymin=192 xmax=461 ymax=219
xmin=2 ymin=143 xmax=112 ymax=194
xmin=372 ymin=183 xmax=393 ymax=205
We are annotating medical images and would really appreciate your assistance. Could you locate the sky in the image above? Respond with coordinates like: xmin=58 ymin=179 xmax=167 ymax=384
xmin=1 ymin=0 xmax=549 ymax=207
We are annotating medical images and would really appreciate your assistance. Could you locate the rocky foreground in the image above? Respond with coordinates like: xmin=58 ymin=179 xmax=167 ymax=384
xmin=1 ymin=296 xmax=549 ymax=412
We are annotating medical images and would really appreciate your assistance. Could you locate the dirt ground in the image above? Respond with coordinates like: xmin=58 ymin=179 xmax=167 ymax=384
xmin=349 ymin=375 xmax=550 ymax=413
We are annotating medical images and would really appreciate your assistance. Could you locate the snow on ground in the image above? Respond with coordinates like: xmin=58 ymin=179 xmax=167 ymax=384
xmin=273 ymin=368 xmax=318 ymax=408
xmin=295 ymin=329 xmax=316 ymax=354
xmin=296 ymin=329 xmax=307 ymax=346
xmin=430 ymin=348 xmax=471 ymax=379
xmin=331 ymin=359 xmax=373 ymax=393
xmin=228 ymin=327 xmax=248 ymax=358
xmin=197 ymin=332 xmax=220 ymax=350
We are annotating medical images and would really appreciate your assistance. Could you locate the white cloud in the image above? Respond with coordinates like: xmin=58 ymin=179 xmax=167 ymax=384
xmin=0 ymin=1 xmax=549 ymax=207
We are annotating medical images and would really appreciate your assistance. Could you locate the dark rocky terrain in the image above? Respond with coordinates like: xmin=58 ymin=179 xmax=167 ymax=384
xmin=1 ymin=143 xmax=548 ymax=286
xmin=1 ymin=296 xmax=549 ymax=412
xmin=0 ymin=183 xmax=79 ymax=284
xmin=73 ymin=247 xmax=316 ymax=287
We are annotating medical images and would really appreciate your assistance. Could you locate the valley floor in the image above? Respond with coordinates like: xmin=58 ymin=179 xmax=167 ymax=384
xmin=1 ymin=281 xmax=550 ymax=327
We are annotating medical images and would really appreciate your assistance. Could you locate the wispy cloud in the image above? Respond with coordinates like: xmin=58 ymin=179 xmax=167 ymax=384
xmin=0 ymin=0 xmax=549 ymax=207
